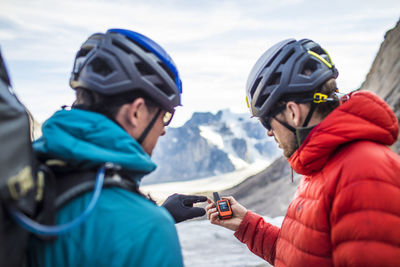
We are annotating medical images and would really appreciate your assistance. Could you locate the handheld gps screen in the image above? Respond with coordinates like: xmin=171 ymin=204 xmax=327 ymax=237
xmin=213 ymin=192 xmax=233 ymax=220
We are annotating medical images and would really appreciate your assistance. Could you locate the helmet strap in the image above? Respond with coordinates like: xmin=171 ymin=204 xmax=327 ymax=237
xmin=302 ymin=102 xmax=317 ymax=127
xmin=137 ymin=108 xmax=162 ymax=145
xmin=273 ymin=102 xmax=317 ymax=149
xmin=274 ymin=117 xmax=297 ymax=135
xmin=273 ymin=118 xmax=300 ymax=151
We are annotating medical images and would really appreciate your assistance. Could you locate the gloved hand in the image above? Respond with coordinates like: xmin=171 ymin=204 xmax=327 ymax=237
xmin=161 ymin=193 xmax=207 ymax=223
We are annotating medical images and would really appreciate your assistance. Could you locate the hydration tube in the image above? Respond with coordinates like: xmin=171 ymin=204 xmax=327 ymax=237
xmin=9 ymin=165 xmax=106 ymax=236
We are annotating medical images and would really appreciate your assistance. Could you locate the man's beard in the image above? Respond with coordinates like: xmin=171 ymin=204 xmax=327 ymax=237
xmin=282 ymin=134 xmax=298 ymax=158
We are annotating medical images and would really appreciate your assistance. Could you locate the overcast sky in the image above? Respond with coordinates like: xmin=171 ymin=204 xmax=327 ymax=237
xmin=1 ymin=0 xmax=399 ymax=126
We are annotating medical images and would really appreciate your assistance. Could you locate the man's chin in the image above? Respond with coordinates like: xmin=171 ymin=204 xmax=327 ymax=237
xmin=283 ymin=148 xmax=296 ymax=158
xmin=144 ymin=148 xmax=152 ymax=156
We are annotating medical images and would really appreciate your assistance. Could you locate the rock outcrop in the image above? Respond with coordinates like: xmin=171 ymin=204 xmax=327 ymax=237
xmin=360 ymin=19 xmax=400 ymax=153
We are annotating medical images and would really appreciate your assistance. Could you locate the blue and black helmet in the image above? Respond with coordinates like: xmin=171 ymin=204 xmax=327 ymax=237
xmin=246 ymin=38 xmax=338 ymax=118
xmin=70 ymin=29 xmax=182 ymax=113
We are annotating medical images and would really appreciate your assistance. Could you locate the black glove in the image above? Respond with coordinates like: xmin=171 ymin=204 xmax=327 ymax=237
xmin=161 ymin=193 xmax=207 ymax=223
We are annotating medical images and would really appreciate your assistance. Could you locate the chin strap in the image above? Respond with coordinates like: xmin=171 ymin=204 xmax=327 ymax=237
xmin=137 ymin=108 xmax=162 ymax=145
xmin=274 ymin=117 xmax=296 ymax=134
xmin=273 ymin=101 xmax=318 ymax=153
xmin=274 ymin=95 xmax=319 ymax=136
xmin=302 ymin=102 xmax=317 ymax=127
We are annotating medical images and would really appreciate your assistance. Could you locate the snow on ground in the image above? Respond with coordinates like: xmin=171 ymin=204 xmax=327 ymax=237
xmin=141 ymin=161 xmax=270 ymax=202
xmin=177 ymin=216 xmax=284 ymax=267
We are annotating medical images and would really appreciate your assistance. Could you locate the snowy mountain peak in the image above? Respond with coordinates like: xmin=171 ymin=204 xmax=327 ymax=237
xmin=142 ymin=109 xmax=279 ymax=185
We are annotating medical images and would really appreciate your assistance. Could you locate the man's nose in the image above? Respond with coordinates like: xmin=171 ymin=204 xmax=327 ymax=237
xmin=161 ymin=128 xmax=166 ymax=136
xmin=267 ymin=129 xmax=274 ymax=137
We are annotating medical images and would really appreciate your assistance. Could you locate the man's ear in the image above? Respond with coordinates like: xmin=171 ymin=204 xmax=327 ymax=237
xmin=286 ymin=101 xmax=302 ymax=127
xmin=116 ymin=97 xmax=146 ymax=129
xmin=126 ymin=97 xmax=146 ymax=127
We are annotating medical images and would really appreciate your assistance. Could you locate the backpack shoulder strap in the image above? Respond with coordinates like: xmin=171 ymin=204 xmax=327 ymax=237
xmin=33 ymin=164 xmax=138 ymax=241
xmin=54 ymin=169 xmax=138 ymax=210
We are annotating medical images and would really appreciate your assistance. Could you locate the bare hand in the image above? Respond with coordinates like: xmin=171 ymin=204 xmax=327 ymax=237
xmin=205 ymin=196 xmax=247 ymax=231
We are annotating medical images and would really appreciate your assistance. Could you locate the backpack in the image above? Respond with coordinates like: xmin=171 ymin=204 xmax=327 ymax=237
xmin=0 ymin=49 xmax=145 ymax=267
xmin=0 ymin=47 xmax=45 ymax=266
xmin=0 ymin=49 xmax=112 ymax=267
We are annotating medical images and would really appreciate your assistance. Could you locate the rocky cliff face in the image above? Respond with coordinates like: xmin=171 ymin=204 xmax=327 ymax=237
xmin=360 ymin=19 xmax=400 ymax=153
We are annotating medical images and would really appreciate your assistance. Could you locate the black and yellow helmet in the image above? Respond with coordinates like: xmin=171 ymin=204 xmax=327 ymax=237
xmin=246 ymin=38 xmax=338 ymax=118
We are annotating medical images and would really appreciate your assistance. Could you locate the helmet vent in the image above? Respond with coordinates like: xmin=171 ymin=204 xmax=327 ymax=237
xmin=280 ymin=48 xmax=295 ymax=65
xmin=112 ymin=35 xmax=152 ymax=55
xmin=158 ymin=61 xmax=175 ymax=82
xmin=250 ymin=77 xmax=262 ymax=97
xmin=268 ymin=73 xmax=281 ymax=86
xmin=112 ymin=39 xmax=133 ymax=56
xmin=301 ymin=59 xmax=318 ymax=76
xmin=136 ymin=62 xmax=156 ymax=76
xmin=255 ymin=91 xmax=269 ymax=109
xmin=89 ymin=58 xmax=113 ymax=77
xmin=77 ymin=47 xmax=92 ymax=58
xmin=155 ymin=83 xmax=172 ymax=96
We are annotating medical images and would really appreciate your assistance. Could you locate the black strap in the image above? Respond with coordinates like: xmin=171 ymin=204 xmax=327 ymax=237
xmin=52 ymin=169 xmax=137 ymax=210
xmin=37 ymin=165 xmax=57 ymax=234
xmin=302 ymin=102 xmax=317 ymax=127
xmin=34 ymin=167 xmax=138 ymax=241
xmin=137 ymin=108 xmax=162 ymax=144
xmin=55 ymin=175 xmax=137 ymax=210
xmin=274 ymin=117 xmax=296 ymax=134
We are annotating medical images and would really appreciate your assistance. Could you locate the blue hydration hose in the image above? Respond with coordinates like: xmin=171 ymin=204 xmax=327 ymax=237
xmin=10 ymin=165 xmax=105 ymax=236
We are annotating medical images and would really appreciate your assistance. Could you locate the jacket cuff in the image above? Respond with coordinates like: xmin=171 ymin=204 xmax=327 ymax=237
xmin=234 ymin=210 xmax=261 ymax=242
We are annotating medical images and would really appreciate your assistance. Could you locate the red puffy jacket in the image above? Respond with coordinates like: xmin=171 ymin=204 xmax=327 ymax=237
xmin=234 ymin=91 xmax=400 ymax=266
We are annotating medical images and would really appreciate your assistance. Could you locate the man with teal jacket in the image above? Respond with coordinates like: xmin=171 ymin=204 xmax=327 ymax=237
xmin=28 ymin=29 xmax=206 ymax=267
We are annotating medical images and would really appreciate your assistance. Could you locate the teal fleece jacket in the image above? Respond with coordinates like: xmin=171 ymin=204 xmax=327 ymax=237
xmin=29 ymin=109 xmax=184 ymax=267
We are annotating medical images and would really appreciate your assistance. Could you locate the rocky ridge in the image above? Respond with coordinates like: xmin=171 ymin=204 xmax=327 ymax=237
xmin=360 ymin=19 xmax=400 ymax=152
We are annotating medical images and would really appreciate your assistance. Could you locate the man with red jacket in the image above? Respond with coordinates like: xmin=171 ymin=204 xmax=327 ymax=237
xmin=206 ymin=39 xmax=400 ymax=266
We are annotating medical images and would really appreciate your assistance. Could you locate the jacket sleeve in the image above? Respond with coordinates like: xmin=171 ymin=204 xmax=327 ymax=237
xmin=234 ymin=211 xmax=280 ymax=265
xmin=329 ymin=159 xmax=400 ymax=266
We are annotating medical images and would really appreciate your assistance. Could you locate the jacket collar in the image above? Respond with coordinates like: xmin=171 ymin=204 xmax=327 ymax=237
xmin=288 ymin=91 xmax=398 ymax=175
xmin=33 ymin=108 xmax=157 ymax=182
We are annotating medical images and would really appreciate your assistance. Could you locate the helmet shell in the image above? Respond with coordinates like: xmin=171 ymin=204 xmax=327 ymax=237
xmin=70 ymin=29 xmax=182 ymax=113
xmin=246 ymin=38 xmax=338 ymax=118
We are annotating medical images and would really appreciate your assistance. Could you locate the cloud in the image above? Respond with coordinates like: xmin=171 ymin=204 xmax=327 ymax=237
xmin=0 ymin=0 xmax=399 ymax=126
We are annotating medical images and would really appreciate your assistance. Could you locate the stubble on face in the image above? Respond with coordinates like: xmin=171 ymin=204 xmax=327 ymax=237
xmin=281 ymin=135 xmax=298 ymax=158
xmin=271 ymin=117 xmax=298 ymax=158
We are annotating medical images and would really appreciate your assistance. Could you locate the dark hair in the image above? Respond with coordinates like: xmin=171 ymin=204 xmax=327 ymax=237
xmin=314 ymin=78 xmax=339 ymax=118
xmin=72 ymin=87 xmax=158 ymax=121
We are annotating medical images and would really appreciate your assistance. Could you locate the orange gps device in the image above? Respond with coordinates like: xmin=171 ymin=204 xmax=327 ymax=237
xmin=213 ymin=192 xmax=233 ymax=220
